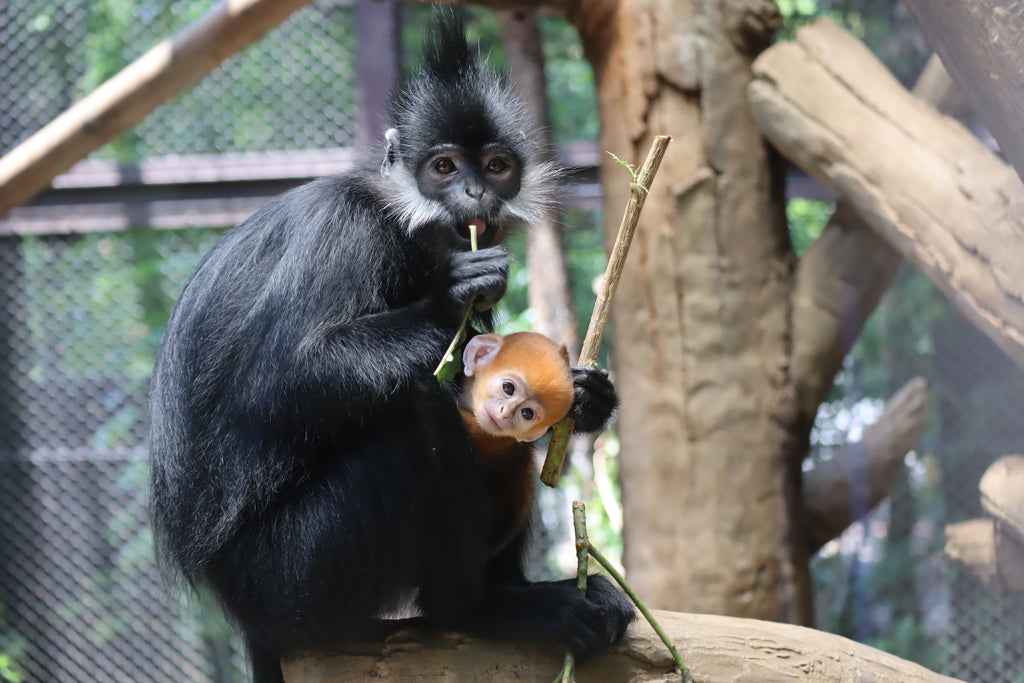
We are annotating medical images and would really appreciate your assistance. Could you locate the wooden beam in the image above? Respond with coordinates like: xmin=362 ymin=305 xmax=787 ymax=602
xmin=0 ymin=0 xmax=317 ymax=217
xmin=803 ymin=378 xmax=929 ymax=553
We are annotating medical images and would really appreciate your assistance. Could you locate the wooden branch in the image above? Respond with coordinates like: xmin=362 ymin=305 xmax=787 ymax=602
xmin=911 ymin=55 xmax=971 ymax=125
xmin=281 ymin=610 xmax=961 ymax=682
xmin=539 ymin=135 xmax=671 ymax=488
xmin=0 ymin=0 xmax=315 ymax=216
xmin=791 ymin=206 xmax=902 ymax=421
xmin=979 ymin=454 xmax=1024 ymax=542
xmin=804 ymin=378 xmax=929 ymax=553
xmin=946 ymin=519 xmax=1024 ymax=593
xmin=902 ymin=0 xmax=1024 ymax=184
xmin=790 ymin=56 xmax=959 ymax=420
xmin=748 ymin=18 xmax=1024 ymax=371
xmin=945 ymin=455 xmax=1024 ymax=592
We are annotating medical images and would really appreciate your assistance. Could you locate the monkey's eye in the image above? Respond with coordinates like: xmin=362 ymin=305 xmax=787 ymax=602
xmin=520 ymin=407 xmax=535 ymax=421
xmin=486 ymin=158 xmax=508 ymax=174
xmin=502 ymin=381 xmax=515 ymax=396
xmin=434 ymin=158 xmax=456 ymax=174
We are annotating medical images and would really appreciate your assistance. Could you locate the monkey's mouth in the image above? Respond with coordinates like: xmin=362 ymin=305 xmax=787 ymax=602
xmin=458 ymin=218 xmax=488 ymax=243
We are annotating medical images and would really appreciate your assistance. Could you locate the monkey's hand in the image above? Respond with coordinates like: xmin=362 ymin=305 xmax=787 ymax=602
xmin=568 ymin=366 xmax=619 ymax=433
xmin=446 ymin=247 xmax=509 ymax=320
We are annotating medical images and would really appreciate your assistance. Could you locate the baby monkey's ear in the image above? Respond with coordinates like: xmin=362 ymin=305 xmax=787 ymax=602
xmin=462 ymin=333 xmax=504 ymax=376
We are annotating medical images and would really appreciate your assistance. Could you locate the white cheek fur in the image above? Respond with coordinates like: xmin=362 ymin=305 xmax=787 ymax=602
xmin=380 ymin=163 xmax=450 ymax=234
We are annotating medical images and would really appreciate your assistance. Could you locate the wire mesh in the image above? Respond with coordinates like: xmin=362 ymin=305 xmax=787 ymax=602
xmin=1 ymin=1 xmax=357 ymax=680
xmin=0 ymin=229 xmax=241 ymax=681
xmin=810 ymin=266 xmax=1024 ymax=683
xmin=0 ymin=0 xmax=357 ymax=160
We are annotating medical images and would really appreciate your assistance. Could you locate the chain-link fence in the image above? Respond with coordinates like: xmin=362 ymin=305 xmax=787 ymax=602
xmin=809 ymin=264 xmax=1024 ymax=682
xmin=1 ymin=1 xmax=1023 ymax=682
xmin=1 ymin=1 xmax=359 ymax=680
xmin=0 ymin=227 xmax=237 ymax=681
xmin=0 ymin=1 xmax=357 ymax=159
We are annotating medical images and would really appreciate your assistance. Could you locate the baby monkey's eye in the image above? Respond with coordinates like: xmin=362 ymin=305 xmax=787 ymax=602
xmin=520 ymin=407 xmax=535 ymax=421
xmin=502 ymin=381 xmax=515 ymax=396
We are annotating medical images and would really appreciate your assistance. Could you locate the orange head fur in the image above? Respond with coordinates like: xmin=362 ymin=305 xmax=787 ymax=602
xmin=462 ymin=332 xmax=574 ymax=441
xmin=492 ymin=332 xmax=573 ymax=430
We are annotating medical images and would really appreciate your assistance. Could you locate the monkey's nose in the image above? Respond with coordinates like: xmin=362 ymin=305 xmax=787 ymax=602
xmin=465 ymin=183 xmax=484 ymax=199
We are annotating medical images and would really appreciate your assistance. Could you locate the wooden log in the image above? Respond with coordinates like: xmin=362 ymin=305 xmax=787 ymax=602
xmin=790 ymin=205 xmax=902 ymax=421
xmin=748 ymin=18 xmax=1024 ymax=370
xmin=945 ymin=455 xmax=1024 ymax=592
xmin=979 ymin=454 xmax=1024 ymax=542
xmin=0 ymin=0 xmax=315 ymax=216
xmin=790 ymin=56 xmax=961 ymax=422
xmin=282 ymin=610 xmax=961 ymax=682
xmin=945 ymin=519 xmax=1024 ymax=593
xmin=902 ymin=0 xmax=1024 ymax=184
xmin=803 ymin=378 xmax=929 ymax=552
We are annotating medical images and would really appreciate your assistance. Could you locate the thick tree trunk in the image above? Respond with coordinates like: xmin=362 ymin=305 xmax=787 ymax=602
xmin=572 ymin=0 xmax=810 ymax=622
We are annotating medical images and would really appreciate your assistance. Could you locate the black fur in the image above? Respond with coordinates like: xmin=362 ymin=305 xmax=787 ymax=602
xmin=148 ymin=11 xmax=630 ymax=683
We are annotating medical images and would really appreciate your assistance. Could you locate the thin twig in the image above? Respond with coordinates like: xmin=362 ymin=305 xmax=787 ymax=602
xmin=587 ymin=544 xmax=692 ymax=682
xmin=540 ymin=135 xmax=671 ymax=487
xmin=554 ymin=501 xmax=591 ymax=683
xmin=433 ymin=225 xmax=479 ymax=380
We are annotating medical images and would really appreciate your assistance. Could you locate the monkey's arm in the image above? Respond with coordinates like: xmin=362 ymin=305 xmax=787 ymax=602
xmin=271 ymin=247 xmax=509 ymax=420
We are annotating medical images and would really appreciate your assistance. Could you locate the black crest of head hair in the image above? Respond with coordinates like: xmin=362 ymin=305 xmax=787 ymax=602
xmin=422 ymin=8 xmax=477 ymax=84
xmin=384 ymin=7 xmax=536 ymax=171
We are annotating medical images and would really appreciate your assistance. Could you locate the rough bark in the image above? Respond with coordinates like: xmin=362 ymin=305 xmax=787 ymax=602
xmin=902 ymin=0 xmax=1024 ymax=184
xmin=281 ymin=610 xmax=961 ymax=682
xmin=572 ymin=0 xmax=809 ymax=623
xmin=0 ymin=0 xmax=316 ymax=217
xmin=803 ymin=378 xmax=929 ymax=553
xmin=749 ymin=18 xmax=1024 ymax=371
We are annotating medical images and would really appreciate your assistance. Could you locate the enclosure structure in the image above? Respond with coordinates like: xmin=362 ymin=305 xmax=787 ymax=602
xmin=0 ymin=1 xmax=1022 ymax=682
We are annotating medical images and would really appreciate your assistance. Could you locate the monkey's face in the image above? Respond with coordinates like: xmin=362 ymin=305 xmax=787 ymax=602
xmin=415 ymin=143 xmax=523 ymax=248
xmin=472 ymin=371 xmax=554 ymax=442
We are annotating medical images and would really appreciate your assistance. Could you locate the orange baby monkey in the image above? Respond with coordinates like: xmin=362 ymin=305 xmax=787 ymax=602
xmin=459 ymin=332 xmax=574 ymax=554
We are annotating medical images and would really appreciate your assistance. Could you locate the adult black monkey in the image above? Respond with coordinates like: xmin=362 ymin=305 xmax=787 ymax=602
xmin=149 ymin=11 xmax=632 ymax=683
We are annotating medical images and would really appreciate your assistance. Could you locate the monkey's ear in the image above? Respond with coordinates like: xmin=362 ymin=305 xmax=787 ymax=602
xmin=462 ymin=333 xmax=503 ymax=376
xmin=381 ymin=128 xmax=400 ymax=175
